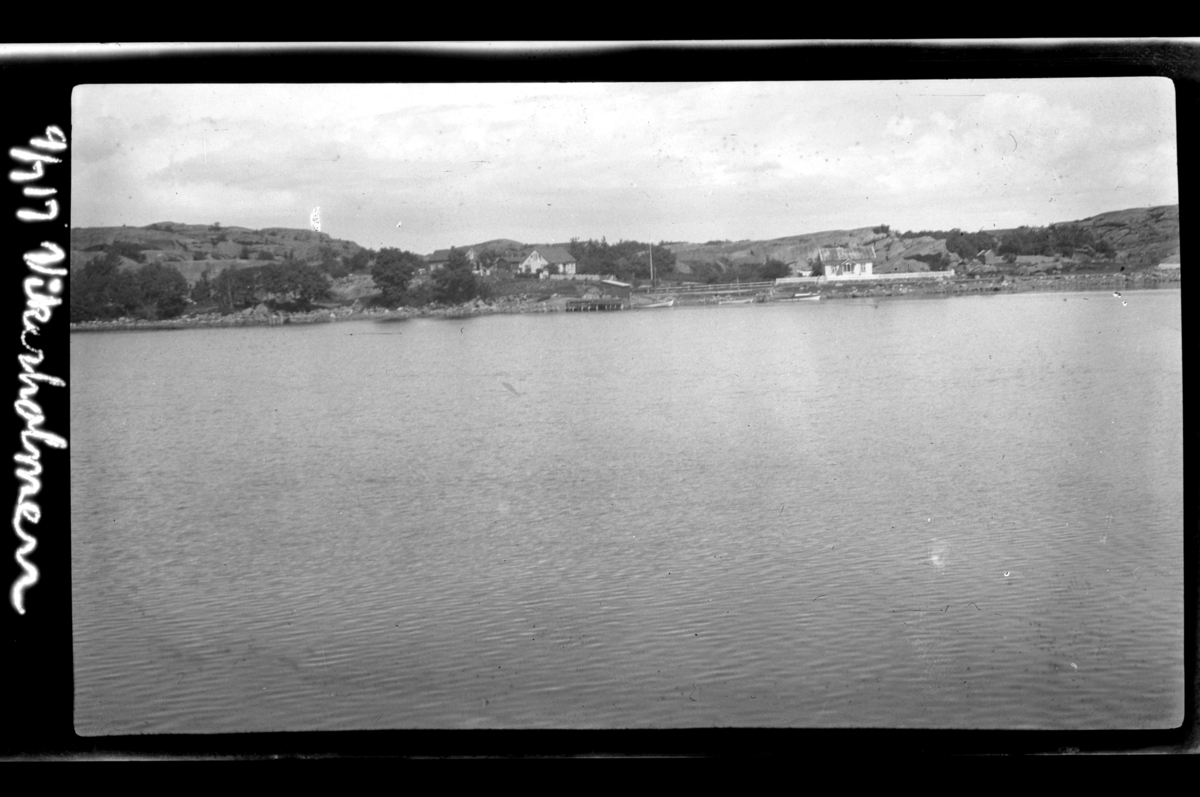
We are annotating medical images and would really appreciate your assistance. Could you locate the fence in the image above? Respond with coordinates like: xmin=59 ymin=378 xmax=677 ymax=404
xmin=548 ymin=273 xmax=603 ymax=281
xmin=824 ymin=269 xmax=956 ymax=282
xmin=643 ymin=280 xmax=775 ymax=296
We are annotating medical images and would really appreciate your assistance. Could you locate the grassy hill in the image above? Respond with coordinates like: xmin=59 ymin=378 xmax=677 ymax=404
xmin=665 ymin=205 xmax=1179 ymax=277
xmin=70 ymin=222 xmax=366 ymax=283
xmin=72 ymin=203 xmax=1179 ymax=293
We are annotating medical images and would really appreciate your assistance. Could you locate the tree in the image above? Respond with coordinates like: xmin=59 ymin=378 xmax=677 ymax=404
xmin=759 ymin=258 xmax=791 ymax=280
xmin=810 ymin=261 xmax=825 ymax=277
xmin=346 ymin=247 xmax=372 ymax=273
xmin=431 ymin=247 xmax=488 ymax=304
xmin=157 ymin=293 xmax=189 ymax=319
xmin=136 ymin=262 xmax=189 ymax=318
xmin=71 ymin=252 xmax=123 ymax=321
xmin=191 ymin=269 xmax=214 ymax=303
xmin=314 ymin=244 xmax=348 ymax=278
xmin=70 ymin=253 xmax=186 ymax=321
xmin=371 ymin=247 xmax=423 ymax=305
xmin=280 ymin=262 xmax=329 ymax=308
xmin=213 ymin=266 xmax=259 ymax=312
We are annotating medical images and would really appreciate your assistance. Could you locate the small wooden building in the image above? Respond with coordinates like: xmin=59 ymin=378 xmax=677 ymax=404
xmin=815 ymin=245 xmax=875 ymax=278
xmin=597 ymin=279 xmax=633 ymax=300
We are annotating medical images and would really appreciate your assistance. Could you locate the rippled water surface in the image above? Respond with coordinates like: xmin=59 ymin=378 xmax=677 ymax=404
xmin=71 ymin=290 xmax=1183 ymax=732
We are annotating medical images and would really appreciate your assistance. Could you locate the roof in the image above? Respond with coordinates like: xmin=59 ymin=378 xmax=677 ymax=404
xmin=817 ymin=246 xmax=875 ymax=263
xmin=426 ymin=246 xmax=477 ymax=263
xmin=528 ymin=245 xmax=576 ymax=264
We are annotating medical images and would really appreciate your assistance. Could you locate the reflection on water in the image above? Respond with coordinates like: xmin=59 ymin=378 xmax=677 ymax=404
xmin=71 ymin=290 xmax=1183 ymax=732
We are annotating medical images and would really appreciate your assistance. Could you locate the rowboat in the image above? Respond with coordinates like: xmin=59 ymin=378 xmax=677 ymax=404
xmin=641 ymin=298 xmax=675 ymax=308
xmin=719 ymin=298 xmax=754 ymax=305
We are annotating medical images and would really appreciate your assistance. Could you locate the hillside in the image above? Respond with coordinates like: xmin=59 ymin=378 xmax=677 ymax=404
xmin=71 ymin=204 xmax=1180 ymax=289
xmin=665 ymin=204 xmax=1180 ymax=276
xmin=70 ymin=222 xmax=366 ymax=282
xmin=668 ymin=228 xmax=949 ymax=275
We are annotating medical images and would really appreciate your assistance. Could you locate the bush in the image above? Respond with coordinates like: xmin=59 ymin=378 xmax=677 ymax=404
xmin=403 ymin=280 xmax=436 ymax=307
xmin=372 ymin=248 xmax=424 ymax=305
xmin=759 ymin=258 xmax=791 ymax=280
xmin=70 ymin=255 xmax=190 ymax=321
xmin=157 ymin=294 xmax=189 ymax=319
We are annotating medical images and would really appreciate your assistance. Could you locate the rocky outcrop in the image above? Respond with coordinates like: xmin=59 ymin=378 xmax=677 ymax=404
xmin=70 ymin=223 xmax=366 ymax=280
xmin=668 ymin=205 xmax=1179 ymax=276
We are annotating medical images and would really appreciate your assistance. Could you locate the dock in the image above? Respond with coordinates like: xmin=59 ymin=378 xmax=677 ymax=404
xmin=565 ymin=298 xmax=624 ymax=312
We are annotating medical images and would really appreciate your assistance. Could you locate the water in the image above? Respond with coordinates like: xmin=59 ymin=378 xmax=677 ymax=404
xmin=70 ymin=290 xmax=1184 ymax=732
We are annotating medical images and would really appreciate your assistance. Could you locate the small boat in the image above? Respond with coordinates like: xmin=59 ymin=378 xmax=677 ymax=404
xmin=641 ymin=298 xmax=675 ymax=308
xmin=719 ymin=298 xmax=754 ymax=305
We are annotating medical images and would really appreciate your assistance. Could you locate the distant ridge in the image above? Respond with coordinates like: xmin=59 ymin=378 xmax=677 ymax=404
xmin=664 ymin=204 xmax=1179 ymax=275
xmin=72 ymin=203 xmax=1179 ymax=284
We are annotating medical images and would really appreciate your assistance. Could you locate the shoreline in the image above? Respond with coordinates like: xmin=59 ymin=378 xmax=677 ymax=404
xmin=69 ymin=271 xmax=1180 ymax=333
xmin=810 ymin=269 xmax=1179 ymax=301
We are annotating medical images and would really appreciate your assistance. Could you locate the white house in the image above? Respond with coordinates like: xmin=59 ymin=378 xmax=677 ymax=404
xmin=519 ymin=245 xmax=577 ymax=275
xmin=815 ymin=245 xmax=875 ymax=278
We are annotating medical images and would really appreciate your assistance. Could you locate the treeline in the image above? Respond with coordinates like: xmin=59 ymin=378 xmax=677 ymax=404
xmin=687 ymin=257 xmax=792 ymax=284
xmin=896 ymin=225 xmax=1114 ymax=260
xmin=190 ymin=260 xmax=331 ymax=312
xmin=70 ymin=252 xmax=190 ymax=322
xmin=371 ymin=247 xmax=490 ymax=307
xmin=994 ymin=225 xmax=1114 ymax=258
xmin=567 ymin=238 xmax=678 ymax=282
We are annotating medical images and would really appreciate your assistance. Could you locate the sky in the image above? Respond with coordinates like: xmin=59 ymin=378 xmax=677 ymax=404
xmin=72 ymin=78 xmax=1179 ymax=254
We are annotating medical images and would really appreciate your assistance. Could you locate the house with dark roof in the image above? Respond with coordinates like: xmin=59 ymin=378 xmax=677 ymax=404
xmin=519 ymin=245 xmax=577 ymax=276
xmin=425 ymin=246 xmax=479 ymax=271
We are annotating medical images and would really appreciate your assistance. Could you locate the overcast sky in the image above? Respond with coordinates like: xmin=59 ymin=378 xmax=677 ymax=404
xmin=72 ymin=78 xmax=1178 ymax=254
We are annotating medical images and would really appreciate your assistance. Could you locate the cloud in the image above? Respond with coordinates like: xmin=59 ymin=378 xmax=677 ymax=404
xmin=70 ymin=80 xmax=1179 ymax=250
xmin=886 ymin=116 xmax=916 ymax=137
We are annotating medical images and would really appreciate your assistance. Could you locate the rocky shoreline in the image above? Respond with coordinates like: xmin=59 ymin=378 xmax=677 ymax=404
xmin=68 ymin=294 xmax=557 ymax=333
xmin=812 ymin=269 xmax=1180 ymax=301
xmin=69 ymin=271 xmax=1179 ymax=333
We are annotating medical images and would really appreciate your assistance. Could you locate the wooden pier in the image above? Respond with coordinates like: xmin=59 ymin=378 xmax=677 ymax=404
xmin=565 ymin=298 xmax=624 ymax=312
